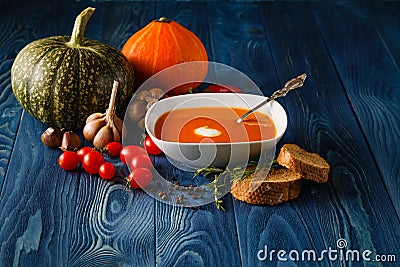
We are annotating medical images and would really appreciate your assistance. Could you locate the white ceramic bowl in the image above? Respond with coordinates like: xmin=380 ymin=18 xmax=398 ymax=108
xmin=145 ymin=93 xmax=287 ymax=169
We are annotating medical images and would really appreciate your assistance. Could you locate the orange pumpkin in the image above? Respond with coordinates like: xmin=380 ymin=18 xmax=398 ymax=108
xmin=122 ymin=17 xmax=208 ymax=95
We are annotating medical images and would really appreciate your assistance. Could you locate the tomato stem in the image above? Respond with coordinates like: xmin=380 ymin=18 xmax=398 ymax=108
xmin=124 ymin=177 xmax=132 ymax=190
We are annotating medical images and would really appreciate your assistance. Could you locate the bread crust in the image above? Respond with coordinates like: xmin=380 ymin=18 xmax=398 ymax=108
xmin=230 ymin=168 xmax=302 ymax=205
xmin=230 ymin=144 xmax=329 ymax=205
xmin=277 ymin=144 xmax=330 ymax=183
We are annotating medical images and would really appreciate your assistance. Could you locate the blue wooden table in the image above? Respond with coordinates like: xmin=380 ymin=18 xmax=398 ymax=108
xmin=1 ymin=1 xmax=400 ymax=266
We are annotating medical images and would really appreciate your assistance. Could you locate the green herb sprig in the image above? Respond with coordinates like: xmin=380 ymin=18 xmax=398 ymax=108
xmin=194 ymin=158 xmax=280 ymax=210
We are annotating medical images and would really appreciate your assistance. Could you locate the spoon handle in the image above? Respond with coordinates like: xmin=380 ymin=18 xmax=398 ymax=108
xmin=236 ymin=73 xmax=307 ymax=123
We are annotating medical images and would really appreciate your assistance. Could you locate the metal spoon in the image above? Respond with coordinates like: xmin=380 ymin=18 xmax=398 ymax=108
xmin=236 ymin=73 xmax=307 ymax=123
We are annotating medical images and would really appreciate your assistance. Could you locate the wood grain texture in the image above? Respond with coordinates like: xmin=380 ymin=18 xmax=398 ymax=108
xmin=205 ymin=3 xmax=321 ymax=266
xmin=366 ymin=2 xmax=400 ymax=72
xmin=69 ymin=2 xmax=157 ymax=266
xmin=205 ymin=1 xmax=295 ymax=149
xmin=206 ymin=2 xmax=280 ymax=96
xmin=206 ymin=1 xmax=400 ymax=266
xmin=0 ymin=113 xmax=154 ymax=266
xmin=0 ymin=4 xmax=48 ymax=192
xmin=101 ymin=2 xmax=156 ymax=50
xmin=0 ymin=2 xmax=157 ymax=266
xmin=1 ymin=1 xmax=400 ymax=267
xmin=0 ymin=0 xmax=104 ymax=187
xmin=263 ymin=0 xmax=400 ymax=264
xmin=152 ymin=3 xmax=241 ymax=266
xmin=155 ymin=199 xmax=240 ymax=267
xmin=0 ymin=113 xmax=77 ymax=266
xmin=311 ymin=2 xmax=400 ymax=216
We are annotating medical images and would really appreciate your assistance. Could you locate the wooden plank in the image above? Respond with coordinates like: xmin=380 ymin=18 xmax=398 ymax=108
xmin=0 ymin=113 xmax=155 ymax=266
xmin=204 ymin=1 xmax=400 ymax=265
xmin=311 ymin=2 xmax=400 ymax=215
xmin=0 ymin=112 xmax=78 ymax=266
xmin=205 ymin=3 xmax=313 ymax=266
xmin=70 ymin=2 xmax=157 ymax=266
xmin=0 ymin=1 xmax=106 ymax=189
xmin=0 ymin=4 xmax=49 ymax=191
xmin=259 ymin=1 xmax=400 ymax=264
xmin=0 ymin=2 xmax=157 ymax=266
xmin=0 ymin=2 xmax=82 ymax=263
xmin=101 ymin=1 xmax=156 ymax=50
xmin=205 ymin=2 xmax=280 ymax=95
xmin=0 ymin=24 xmax=22 ymax=189
xmin=152 ymin=2 xmax=242 ymax=266
xmin=366 ymin=2 xmax=400 ymax=72
xmin=204 ymin=1 xmax=297 ymax=146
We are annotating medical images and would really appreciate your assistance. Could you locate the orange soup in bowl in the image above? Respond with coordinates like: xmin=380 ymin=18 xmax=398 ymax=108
xmin=154 ymin=107 xmax=276 ymax=143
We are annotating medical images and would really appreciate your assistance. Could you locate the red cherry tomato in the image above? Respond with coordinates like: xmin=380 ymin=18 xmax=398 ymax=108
xmin=82 ymin=151 xmax=105 ymax=174
xmin=104 ymin=142 xmax=123 ymax=157
xmin=99 ymin=162 xmax=115 ymax=180
xmin=120 ymin=145 xmax=147 ymax=164
xmin=77 ymin=147 xmax=93 ymax=162
xmin=144 ymin=136 xmax=162 ymax=155
xmin=128 ymin=168 xmax=153 ymax=188
xmin=130 ymin=154 xmax=152 ymax=170
xmin=58 ymin=151 xmax=80 ymax=171
xmin=207 ymin=84 xmax=242 ymax=93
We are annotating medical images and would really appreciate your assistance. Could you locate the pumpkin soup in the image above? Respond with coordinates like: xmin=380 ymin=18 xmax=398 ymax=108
xmin=154 ymin=107 xmax=276 ymax=143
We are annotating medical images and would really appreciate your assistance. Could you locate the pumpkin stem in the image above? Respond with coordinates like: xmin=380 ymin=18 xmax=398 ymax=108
xmin=68 ymin=7 xmax=95 ymax=46
xmin=106 ymin=80 xmax=119 ymax=122
xmin=157 ymin=17 xmax=171 ymax=23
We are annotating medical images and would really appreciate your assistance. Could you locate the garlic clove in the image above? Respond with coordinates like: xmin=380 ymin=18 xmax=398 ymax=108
xmin=83 ymin=118 xmax=107 ymax=142
xmin=137 ymin=118 xmax=145 ymax=129
xmin=93 ymin=126 xmax=114 ymax=148
xmin=111 ymin=124 xmax=121 ymax=143
xmin=86 ymin=112 xmax=104 ymax=123
xmin=114 ymin=117 xmax=123 ymax=132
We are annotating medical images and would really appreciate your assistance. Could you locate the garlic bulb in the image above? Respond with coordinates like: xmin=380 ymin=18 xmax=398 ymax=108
xmin=83 ymin=80 xmax=123 ymax=148
xmin=128 ymin=88 xmax=164 ymax=129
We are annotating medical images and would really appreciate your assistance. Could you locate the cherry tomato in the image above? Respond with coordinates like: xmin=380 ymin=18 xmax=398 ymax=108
xmin=130 ymin=154 xmax=152 ymax=170
xmin=104 ymin=142 xmax=123 ymax=157
xmin=144 ymin=136 xmax=162 ymax=155
xmin=207 ymin=84 xmax=242 ymax=93
xmin=82 ymin=151 xmax=105 ymax=174
xmin=58 ymin=151 xmax=80 ymax=171
xmin=120 ymin=145 xmax=147 ymax=164
xmin=128 ymin=168 xmax=153 ymax=188
xmin=77 ymin=147 xmax=93 ymax=162
xmin=99 ymin=162 xmax=115 ymax=180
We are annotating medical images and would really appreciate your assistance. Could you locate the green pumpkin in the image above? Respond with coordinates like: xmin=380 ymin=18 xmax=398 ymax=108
xmin=11 ymin=7 xmax=135 ymax=129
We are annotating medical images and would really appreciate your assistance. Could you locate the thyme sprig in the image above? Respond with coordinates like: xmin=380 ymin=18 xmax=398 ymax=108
xmin=193 ymin=158 xmax=280 ymax=210
xmin=211 ymin=174 xmax=226 ymax=211
xmin=194 ymin=166 xmax=224 ymax=178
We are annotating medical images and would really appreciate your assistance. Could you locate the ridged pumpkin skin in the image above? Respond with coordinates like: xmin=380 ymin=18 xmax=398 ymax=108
xmin=11 ymin=8 xmax=135 ymax=129
xmin=122 ymin=17 xmax=208 ymax=95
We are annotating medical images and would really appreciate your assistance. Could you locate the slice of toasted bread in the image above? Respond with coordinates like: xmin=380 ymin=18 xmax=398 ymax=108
xmin=230 ymin=168 xmax=302 ymax=205
xmin=277 ymin=144 xmax=330 ymax=183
